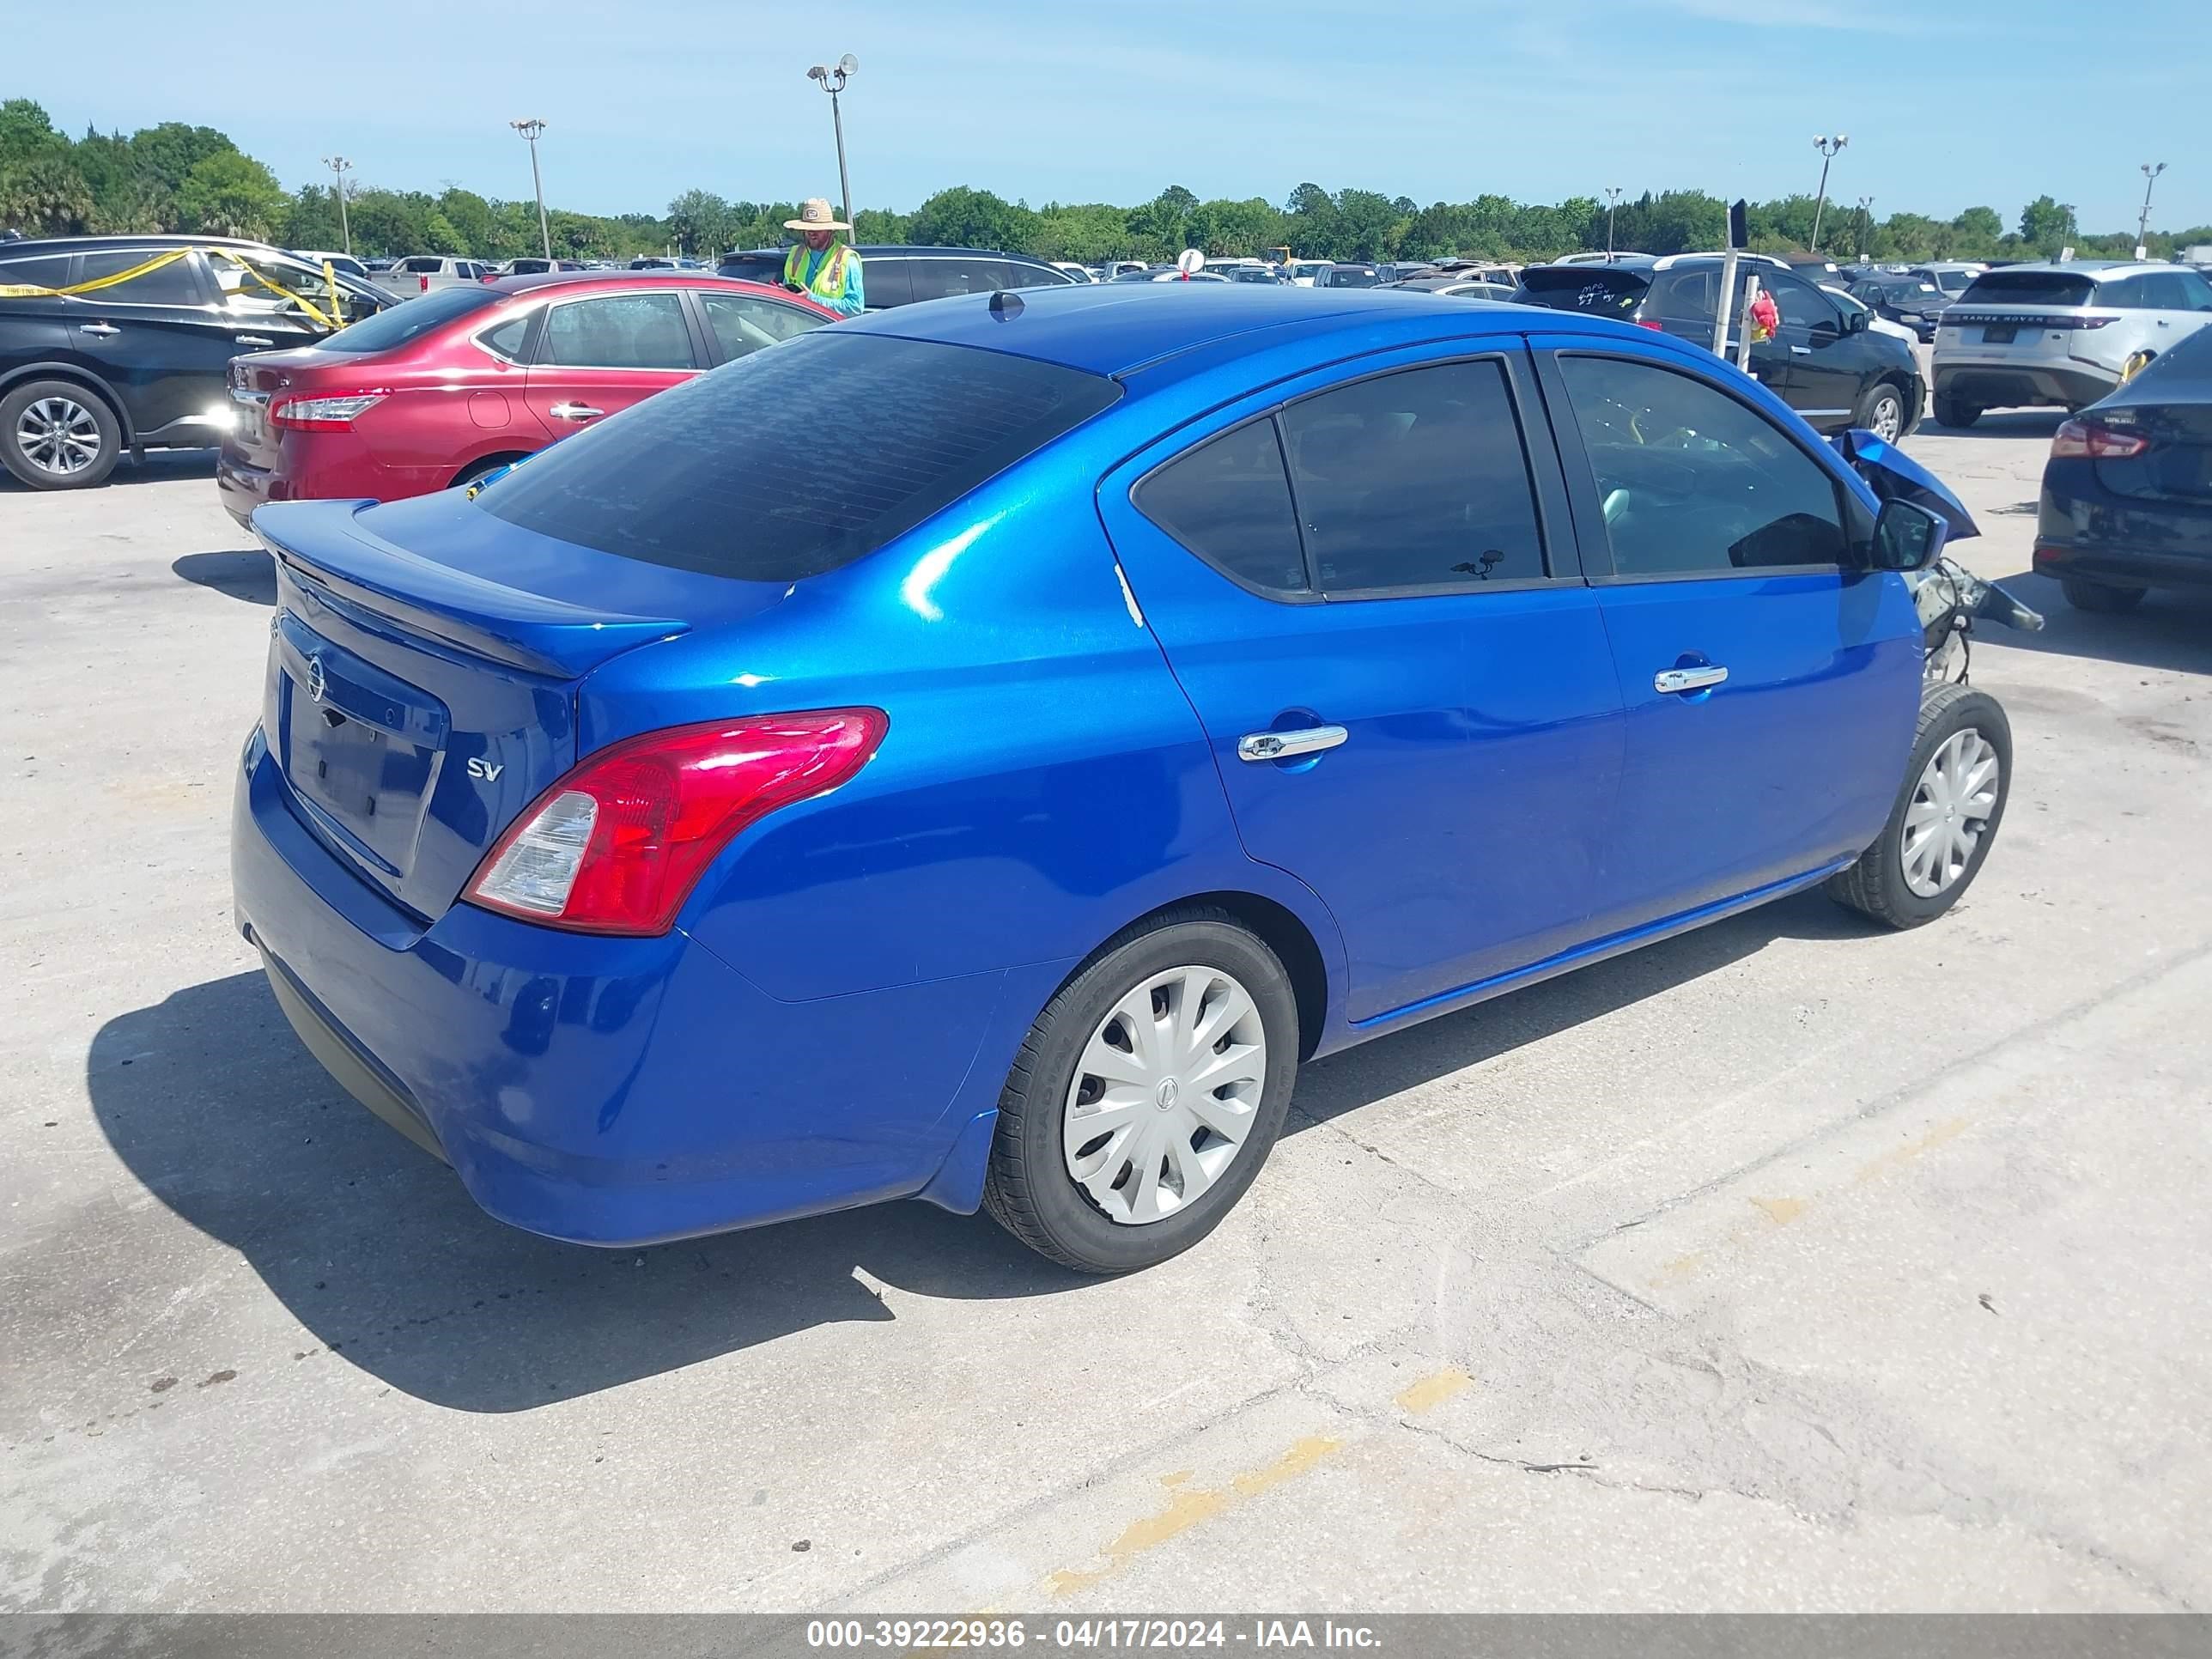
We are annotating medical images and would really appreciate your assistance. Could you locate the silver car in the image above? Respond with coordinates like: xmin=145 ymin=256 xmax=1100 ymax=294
xmin=1932 ymin=261 xmax=2212 ymax=427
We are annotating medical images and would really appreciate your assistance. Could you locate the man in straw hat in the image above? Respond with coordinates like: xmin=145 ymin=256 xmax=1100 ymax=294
xmin=781 ymin=198 xmax=865 ymax=317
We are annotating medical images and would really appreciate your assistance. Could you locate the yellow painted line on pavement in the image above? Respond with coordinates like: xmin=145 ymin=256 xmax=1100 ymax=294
xmin=1044 ymin=1435 xmax=1343 ymax=1598
xmin=1395 ymin=1367 xmax=1473 ymax=1413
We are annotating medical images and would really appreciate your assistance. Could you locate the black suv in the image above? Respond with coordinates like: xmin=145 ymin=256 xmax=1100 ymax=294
xmin=0 ymin=234 xmax=390 ymax=489
xmin=1512 ymin=254 xmax=1923 ymax=441
xmin=714 ymin=245 xmax=1076 ymax=308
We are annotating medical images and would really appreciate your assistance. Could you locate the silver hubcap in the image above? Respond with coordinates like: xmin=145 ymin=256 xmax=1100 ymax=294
xmin=1063 ymin=965 xmax=1268 ymax=1226
xmin=15 ymin=396 xmax=102 ymax=475
xmin=1902 ymin=728 xmax=1999 ymax=897
xmin=1870 ymin=394 xmax=1903 ymax=442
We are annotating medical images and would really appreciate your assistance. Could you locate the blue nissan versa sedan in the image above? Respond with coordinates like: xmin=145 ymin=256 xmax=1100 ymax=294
xmin=232 ymin=283 xmax=2008 ymax=1273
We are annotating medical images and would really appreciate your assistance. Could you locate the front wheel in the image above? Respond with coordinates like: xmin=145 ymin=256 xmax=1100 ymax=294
xmin=1854 ymin=380 xmax=1908 ymax=443
xmin=1826 ymin=684 xmax=2011 ymax=929
xmin=983 ymin=909 xmax=1299 ymax=1273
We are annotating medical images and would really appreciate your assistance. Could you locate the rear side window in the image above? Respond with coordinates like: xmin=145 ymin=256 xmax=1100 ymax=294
xmin=697 ymin=290 xmax=823 ymax=362
xmin=541 ymin=293 xmax=696 ymax=369
xmin=71 ymin=249 xmax=204 ymax=306
xmin=1514 ymin=268 xmax=1650 ymax=317
xmin=1280 ymin=360 xmax=1547 ymax=592
xmin=2136 ymin=273 xmax=2195 ymax=310
xmin=1137 ymin=419 xmax=1307 ymax=594
xmin=1957 ymin=271 xmax=2097 ymax=307
xmin=315 ymin=283 xmax=501 ymax=352
xmin=0 ymin=252 xmax=76 ymax=292
xmin=1649 ymin=269 xmax=1717 ymax=325
xmin=906 ymin=258 xmax=1022 ymax=303
xmin=479 ymin=331 xmax=1121 ymax=581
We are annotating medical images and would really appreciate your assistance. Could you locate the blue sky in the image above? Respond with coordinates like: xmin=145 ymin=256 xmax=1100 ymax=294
xmin=16 ymin=0 xmax=2212 ymax=233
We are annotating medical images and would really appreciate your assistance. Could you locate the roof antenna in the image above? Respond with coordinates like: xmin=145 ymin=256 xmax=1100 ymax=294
xmin=988 ymin=290 xmax=1024 ymax=319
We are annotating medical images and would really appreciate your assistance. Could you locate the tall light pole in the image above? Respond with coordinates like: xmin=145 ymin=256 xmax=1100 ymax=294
xmin=1855 ymin=194 xmax=1875 ymax=261
xmin=1603 ymin=186 xmax=1623 ymax=262
xmin=1808 ymin=133 xmax=1849 ymax=252
xmin=321 ymin=155 xmax=354 ymax=257
xmin=510 ymin=118 xmax=551 ymax=259
xmin=2137 ymin=161 xmax=2167 ymax=258
xmin=805 ymin=55 xmax=860 ymax=231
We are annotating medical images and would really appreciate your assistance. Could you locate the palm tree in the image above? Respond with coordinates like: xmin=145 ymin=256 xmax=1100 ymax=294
xmin=0 ymin=155 xmax=95 ymax=236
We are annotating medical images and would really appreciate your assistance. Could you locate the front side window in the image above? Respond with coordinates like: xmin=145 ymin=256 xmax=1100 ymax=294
xmin=1279 ymin=360 xmax=1548 ymax=592
xmin=1136 ymin=418 xmax=1307 ymax=594
xmin=70 ymin=249 xmax=203 ymax=306
xmin=541 ymin=292 xmax=696 ymax=369
xmin=698 ymin=290 xmax=827 ymax=362
xmin=1557 ymin=356 xmax=1847 ymax=576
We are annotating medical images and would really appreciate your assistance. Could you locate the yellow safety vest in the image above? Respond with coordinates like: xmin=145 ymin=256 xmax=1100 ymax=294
xmin=784 ymin=242 xmax=850 ymax=302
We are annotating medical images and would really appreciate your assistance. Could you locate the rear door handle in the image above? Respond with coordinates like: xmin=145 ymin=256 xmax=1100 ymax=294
xmin=234 ymin=334 xmax=275 ymax=347
xmin=78 ymin=323 xmax=119 ymax=337
xmin=1238 ymin=726 xmax=1347 ymax=762
xmin=1790 ymin=344 xmax=1812 ymax=355
xmin=548 ymin=403 xmax=605 ymax=422
xmin=1655 ymin=665 xmax=1729 ymax=694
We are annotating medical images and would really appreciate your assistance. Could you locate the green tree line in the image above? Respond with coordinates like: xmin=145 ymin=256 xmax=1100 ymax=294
xmin=6 ymin=100 xmax=2207 ymax=267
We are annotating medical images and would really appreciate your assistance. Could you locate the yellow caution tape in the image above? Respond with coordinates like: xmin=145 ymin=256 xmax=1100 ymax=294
xmin=0 ymin=244 xmax=351 ymax=333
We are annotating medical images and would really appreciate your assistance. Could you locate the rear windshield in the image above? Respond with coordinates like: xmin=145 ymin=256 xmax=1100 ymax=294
xmin=1957 ymin=271 xmax=2098 ymax=307
xmin=478 ymin=331 xmax=1122 ymax=582
xmin=316 ymin=283 xmax=503 ymax=352
xmin=1513 ymin=267 xmax=1651 ymax=315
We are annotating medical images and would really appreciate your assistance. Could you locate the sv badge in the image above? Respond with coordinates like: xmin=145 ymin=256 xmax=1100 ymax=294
xmin=466 ymin=757 xmax=504 ymax=782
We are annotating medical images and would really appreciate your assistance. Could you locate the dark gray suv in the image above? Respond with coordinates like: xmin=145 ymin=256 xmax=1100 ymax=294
xmin=714 ymin=246 xmax=1076 ymax=309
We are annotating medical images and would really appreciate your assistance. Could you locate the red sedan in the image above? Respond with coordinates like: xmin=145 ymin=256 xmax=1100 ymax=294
xmin=216 ymin=271 xmax=836 ymax=528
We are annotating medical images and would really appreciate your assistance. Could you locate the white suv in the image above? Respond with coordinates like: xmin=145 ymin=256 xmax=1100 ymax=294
xmin=1932 ymin=262 xmax=2212 ymax=427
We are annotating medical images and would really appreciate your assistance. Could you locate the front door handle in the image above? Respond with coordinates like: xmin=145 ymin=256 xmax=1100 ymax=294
xmin=1238 ymin=726 xmax=1347 ymax=763
xmin=78 ymin=323 xmax=119 ymax=337
xmin=1655 ymin=665 xmax=1729 ymax=695
xmin=234 ymin=334 xmax=275 ymax=347
xmin=1790 ymin=344 xmax=1812 ymax=356
xmin=548 ymin=402 xmax=605 ymax=422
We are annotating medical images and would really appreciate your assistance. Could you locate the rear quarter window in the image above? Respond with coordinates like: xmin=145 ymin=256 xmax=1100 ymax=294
xmin=478 ymin=331 xmax=1121 ymax=581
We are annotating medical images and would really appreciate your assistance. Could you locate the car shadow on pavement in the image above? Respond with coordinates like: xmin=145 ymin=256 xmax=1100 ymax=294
xmin=172 ymin=550 xmax=275 ymax=604
xmin=0 ymin=448 xmax=220 ymax=492
xmin=88 ymin=890 xmax=1869 ymax=1413
xmin=1973 ymin=568 xmax=2212 ymax=677
xmin=1923 ymin=410 xmax=2066 ymax=440
xmin=1286 ymin=888 xmax=1868 ymax=1131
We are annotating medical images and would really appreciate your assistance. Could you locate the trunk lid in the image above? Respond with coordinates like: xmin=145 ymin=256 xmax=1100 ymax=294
xmin=252 ymin=492 xmax=789 ymax=920
xmin=226 ymin=344 xmax=378 ymax=472
xmin=2091 ymin=399 xmax=2212 ymax=504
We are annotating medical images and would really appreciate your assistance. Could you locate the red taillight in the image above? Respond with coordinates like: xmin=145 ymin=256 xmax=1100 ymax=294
xmin=463 ymin=709 xmax=888 ymax=936
xmin=2051 ymin=419 xmax=2150 ymax=460
xmin=269 ymin=392 xmax=386 ymax=431
xmin=1636 ymin=318 xmax=1665 ymax=331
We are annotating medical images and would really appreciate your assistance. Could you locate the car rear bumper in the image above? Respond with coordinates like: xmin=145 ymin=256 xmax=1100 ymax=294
xmin=2035 ymin=474 xmax=2212 ymax=592
xmin=1935 ymin=362 xmax=2115 ymax=411
xmin=232 ymin=729 xmax=1021 ymax=1246
xmin=216 ymin=435 xmax=458 ymax=530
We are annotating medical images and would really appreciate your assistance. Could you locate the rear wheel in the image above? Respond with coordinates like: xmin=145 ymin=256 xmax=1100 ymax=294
xmin=451 ymin=453 xmax=528 ymax=491
xmin=2060 ymin=576 xmax=2147 ymax=613
xmin=1932 ymin=394 xmax=1981 ymax=430
xmin=1854 ymin=380 xmax=1907 ymax=442
xmin=1826 ymin=684 xmax=2010 ymax=930
xmin=982 ymin=909 xmax=1299 ymax=1274
xmin=2 ymin=380 xmax=122 ymax=489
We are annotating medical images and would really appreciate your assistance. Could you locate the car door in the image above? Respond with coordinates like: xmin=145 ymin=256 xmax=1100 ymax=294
xmin=1534 ymin=343 xmax=1922 ymax=930
xmin=1098 ymin=346 xmax=1626 ymax=1024
xmin=1761 ymin=269 xmax=1863 ymax=424
xmin=520 ymin=289 xmax=705 ymax=435
xmin=2139 ymin=270 xmax=2212 ymax=359
xmin=61 ymin=248 xmax=276 ymax=442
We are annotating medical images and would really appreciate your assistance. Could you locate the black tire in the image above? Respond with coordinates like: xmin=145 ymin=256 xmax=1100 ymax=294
xmin=1826 ymin=684 xmax=2012 ymax=930
xmin=1931 ymin=394 xmax=1981 ymax=430
xmin=451 ymin=453 xmax=527 ymax=491
xmin=982 ymin=908 xmax=1300 ymax=1273
xmin=2060 ymin=576 xmax=2147 ymax=614
xmin=1853 ymin=380 xmax=1908 ymax=442
xmin=0 ymin=379 xmax=123 ymax=489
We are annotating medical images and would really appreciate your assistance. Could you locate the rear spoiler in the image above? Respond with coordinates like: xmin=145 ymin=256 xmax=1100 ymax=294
xmin=253 ymin=501 xmax=689 ymax=678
